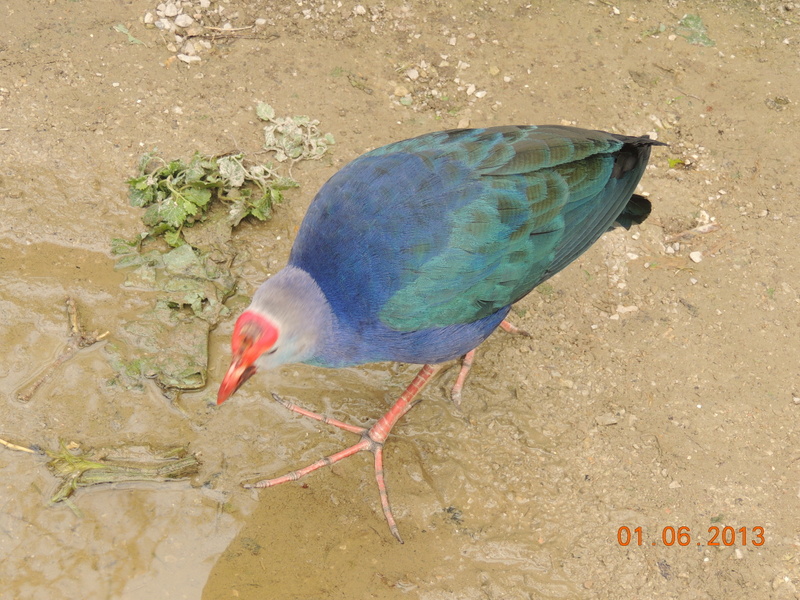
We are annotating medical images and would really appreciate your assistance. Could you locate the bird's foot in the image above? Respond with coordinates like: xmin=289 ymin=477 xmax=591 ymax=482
xmin=244 ymin=408 xmax=402 ymax=540
xmin=244 ymin=364 xmax=442 ymax=543
xmin=450 ymin=318 xmax=531 ymax=404
xmin=498 ymin=318 xmax=532 ymax=338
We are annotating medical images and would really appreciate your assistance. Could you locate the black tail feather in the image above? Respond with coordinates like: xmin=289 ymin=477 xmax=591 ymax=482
xmin=613 ymin=194 xmax=652 ymax=230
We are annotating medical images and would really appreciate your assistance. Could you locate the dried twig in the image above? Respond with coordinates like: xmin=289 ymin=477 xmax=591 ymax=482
xmin=672 ymin=87 xmax=705 ymax=103
xmin=664 ymin=222 xmax=720 ymax=243
xmin=15 ymin=297 xmax=109 ymax=403
xmin=0 ymin=437 xmax=37 ymax=453
xmin=203 ymin=25 xmax=254 ymax=33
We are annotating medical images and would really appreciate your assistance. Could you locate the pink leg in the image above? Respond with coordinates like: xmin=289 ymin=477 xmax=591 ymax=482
xmin=449 ymin=319 xmax=532 ymax=404
xmin=245 ymin=363 xmax=443 ymax=543
xmin=450 ymin=349 xmax=475 ymax=406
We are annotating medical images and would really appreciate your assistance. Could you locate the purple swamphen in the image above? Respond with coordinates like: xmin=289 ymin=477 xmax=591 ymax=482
xmin=217 ymin=125 xmax=663 ymax=542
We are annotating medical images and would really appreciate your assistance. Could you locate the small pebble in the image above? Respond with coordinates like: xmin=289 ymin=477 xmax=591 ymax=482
xmin=175 ymin=14 xmax=194 ymax=27
xmin=466 ymin=83 xmax=476 ymax=96
xmin=616 ymin=304 xmax=638 ymax=314
xmin=474 ymin=90 xmax=487 ymax=98
xmin=353 ymin=4 xmax=366 ymax=15
xmin=689 ymin=251 xmax=703 ymax=263
xmin=406 ymin=68 xmax=419 ymax=81
xmin=668 ymin=480 xmax=681 ymax=489
xmin=164 ymin=2 xmax=179 ymax=17
xmin=457 ymin=118 xmax=470 ymax=129
xmin=177 ymin=53 xmax=201 ymax=64
xmin=143 ymin=11 xmax=155 ymax=24
xmin=393 ymin=85 xmax=410 ymax=97
xmin=255 ymin=18 xmax=267 ymax=26
xmin=595 ymin=413 xmax=619 ymax=426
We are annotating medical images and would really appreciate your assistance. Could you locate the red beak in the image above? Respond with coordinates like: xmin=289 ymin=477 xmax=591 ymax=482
xmin=217 ymin=355 xmax=257 ymax=405
xmin=217 ymin=310 xmax=279 ymax=405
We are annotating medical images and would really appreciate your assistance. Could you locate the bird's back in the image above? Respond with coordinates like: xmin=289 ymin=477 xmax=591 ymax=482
xmin=289 ymin=126 xmax=660 ymax=366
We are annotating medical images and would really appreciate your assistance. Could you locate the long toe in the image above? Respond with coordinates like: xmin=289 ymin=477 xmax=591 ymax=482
xmin=500 ymin=319 xmax=532 ymax=338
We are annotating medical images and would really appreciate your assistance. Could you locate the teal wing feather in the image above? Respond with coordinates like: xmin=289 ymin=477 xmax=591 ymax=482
xmin=374 ymin=126 xmax=654 ymax=330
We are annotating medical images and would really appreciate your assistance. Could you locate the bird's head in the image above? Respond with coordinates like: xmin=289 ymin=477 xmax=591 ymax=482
xmin=216 ymin=266 xmax=334 ymax=405
xmin=217 ymin=310 xmax=279 ymax=405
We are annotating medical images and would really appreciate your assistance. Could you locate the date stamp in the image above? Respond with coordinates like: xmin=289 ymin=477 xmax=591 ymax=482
xmin=617 ymin=526 xmax=765 ymax=547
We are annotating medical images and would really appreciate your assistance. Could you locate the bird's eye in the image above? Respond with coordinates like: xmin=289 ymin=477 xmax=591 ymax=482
xmin=267 ymin=347 xmax=278 ymax=355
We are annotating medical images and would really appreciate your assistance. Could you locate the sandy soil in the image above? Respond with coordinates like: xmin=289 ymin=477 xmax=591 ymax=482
xmin=2 ymin=0 xmax=800 ymax=598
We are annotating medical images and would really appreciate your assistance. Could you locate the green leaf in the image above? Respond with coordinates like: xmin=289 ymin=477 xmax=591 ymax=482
xmin=248 ymin=193 xmax=271 ymax=221
xmin=128 ymin=182 xmax=155 ymax=207
xmin=164 ymin=229 xmax=184 ymax=247
xmin=159 ymin=199 xmax=188 ymax=228
xmin=111 ymin=237 xmax=140 ymax=255
xmin=273 ymin=176 xmax=299 ymax=190
xmin=148 ymin=222 xmax=173 ymax=238
xmin=676 ymin=14 xmax=715 ymax=47
xmin=113 ymin=24 xmax=145 ymax=46
xmin=163 ymin=159 xmax=187 ymax=178
xmin=182 ymin=187 xmax=212 ymax=209
xmin=177 ymin=196 xmax=200 ymax=217
xmin=142 ymin=203 xmax=163 ymax=227
xmin=256 ymin=102 xmax=276 ymax=121
xmin=137 ymin=151 xmax=158 ymax=172
xmin=667 ymin=158 xmax=685 ymax=169
xmin=218 ymin=155 xmax=247 ymax=187
xmin=184 ymin=157 xmax=208 ymax=183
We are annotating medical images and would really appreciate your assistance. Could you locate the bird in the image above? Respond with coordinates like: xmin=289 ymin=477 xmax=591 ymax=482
xmin=217 ymin=125 xmax=663 ymax=542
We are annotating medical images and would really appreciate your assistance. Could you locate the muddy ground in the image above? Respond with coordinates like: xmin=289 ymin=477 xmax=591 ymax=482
xmin=2 ymin=0 xmax=800 ymax=598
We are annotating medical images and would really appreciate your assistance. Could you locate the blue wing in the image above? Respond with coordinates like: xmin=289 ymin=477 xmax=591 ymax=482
xmin=290 ymin=126 xmax=659 ymax=334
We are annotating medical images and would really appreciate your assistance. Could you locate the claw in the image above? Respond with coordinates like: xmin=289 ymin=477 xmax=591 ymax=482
xmin=246 ymin=364 xmax=442 ymax=542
